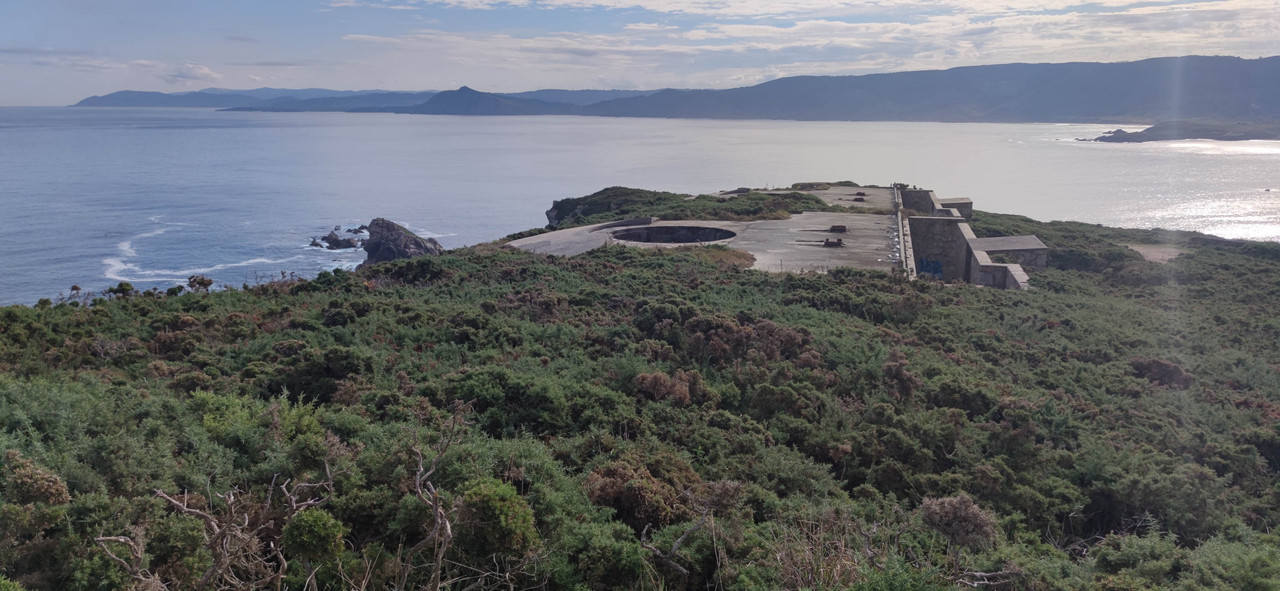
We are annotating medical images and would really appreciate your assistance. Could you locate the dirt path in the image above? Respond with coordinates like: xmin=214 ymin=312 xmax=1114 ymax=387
xmin=1125 ymin=244 xmax=1187 ymax=263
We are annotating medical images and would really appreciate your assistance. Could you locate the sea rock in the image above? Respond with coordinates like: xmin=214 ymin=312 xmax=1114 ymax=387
xmin=360 ymin=218 xmax=444 ymax=267
xmin=309 ymin=238 xmax=323 ymax=248
xmin=322 ymin=231 xmax=360 ymax=250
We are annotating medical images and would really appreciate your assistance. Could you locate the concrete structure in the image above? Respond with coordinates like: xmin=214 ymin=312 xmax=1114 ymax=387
xmin=894 ymin=184 xmax=1045 ymax=290
xmin=508 ymin=212 xmax=897 ymax=273
xmin=509 ymin=182 xmax=1044 ymax=290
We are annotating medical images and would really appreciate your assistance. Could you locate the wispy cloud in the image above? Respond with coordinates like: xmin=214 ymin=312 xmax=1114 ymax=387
xmin=159 ymin=62 xmax=223 ymax=83
xmin=0 ymin=46 xmax=88 ymax=57
xmin=328 ymin=0 xmax=1279 ymax=92
xmin=9 ymin=0 xmax=1279 ymax=105
xmin=228 ymin=60 xmax=314 ymax=67
xmin=31 ymin=56 xmax=226 ymax=85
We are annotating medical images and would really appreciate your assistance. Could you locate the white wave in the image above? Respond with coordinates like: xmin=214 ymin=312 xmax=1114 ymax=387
xmin=109 ymin=256 xmax=306 ymax=280
xmin=410 ymin=226 xmax=455 ymax=239
xmin=147 ymin=215 xmax=198 ymax=227
xmin=103 ymin=257 xmax=144 ymax=282
xmin=106 ymin=219 xmax=307 ymax=283
xmin=116 ymin=227 xmax=169 ymax=258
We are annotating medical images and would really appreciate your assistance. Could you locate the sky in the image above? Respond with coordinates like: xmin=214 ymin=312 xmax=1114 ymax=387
xmin=2 ymin=0 xmax=1279 ymax=105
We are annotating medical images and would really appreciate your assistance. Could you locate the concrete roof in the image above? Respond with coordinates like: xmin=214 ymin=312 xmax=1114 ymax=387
xmin=968 ymin=235 xmax=1048 ymax=252
xmin=508 ymin=212 xmax=899 ymax=273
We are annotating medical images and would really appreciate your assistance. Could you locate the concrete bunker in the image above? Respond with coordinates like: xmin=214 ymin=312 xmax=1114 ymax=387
xmin=610 ymin=225 xmax=737 ymax=244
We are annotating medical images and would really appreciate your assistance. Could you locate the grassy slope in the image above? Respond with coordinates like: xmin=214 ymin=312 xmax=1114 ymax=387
xmin=1 ymin=191 xmax=1279 ymax=589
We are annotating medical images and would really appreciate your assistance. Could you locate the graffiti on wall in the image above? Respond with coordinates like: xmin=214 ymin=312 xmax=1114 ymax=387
xmin=917 ymin=258 xmax=943 ymax=278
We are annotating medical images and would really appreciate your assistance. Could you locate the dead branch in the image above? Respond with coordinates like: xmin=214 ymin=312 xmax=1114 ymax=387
xmin=95 ymin=534 xmax=168 ymax=590
xmin=953 ymin=568 xmax=1022 ymax=588
xmin=641 ymin=508 xmax=711 ymax=579
xmin=392 ymin=400 xmax=472 ymax=590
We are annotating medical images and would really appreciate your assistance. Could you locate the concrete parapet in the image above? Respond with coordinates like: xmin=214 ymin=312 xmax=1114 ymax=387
xmin=969 ymin=248 xmax=1030 ymax=290
xmin=898 ymin=211 xmax=916 ymax=279
xmin=900 ymin=189 xmax=973 ymax=219
xmin=967 ymin=236 xmax=1048 ymax=273
xmin=937 ymin=198 xmax=973 ymax=219
xmin=1005 ymin=266 xmax=1031 ymax=289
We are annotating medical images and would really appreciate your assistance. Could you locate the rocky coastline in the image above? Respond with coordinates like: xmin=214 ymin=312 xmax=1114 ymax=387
xmin=311 ymin=218 xmax=443 ymax=266
xmin=1093 ymin=120 xmax=1280 ymax=143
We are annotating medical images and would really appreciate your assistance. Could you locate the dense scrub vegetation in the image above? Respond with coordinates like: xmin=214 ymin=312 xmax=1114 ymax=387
xmin=2 ymin=198 xmax=1280 ymax=589
xmin=545 ymin=187 xmax=839 ymax=229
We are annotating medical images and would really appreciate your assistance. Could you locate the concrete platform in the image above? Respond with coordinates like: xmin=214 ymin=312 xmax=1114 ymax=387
xmin=749 ymin=185 xmax=896 ymax=211
xmin=508 ymin=212 xmax=898 ymax=273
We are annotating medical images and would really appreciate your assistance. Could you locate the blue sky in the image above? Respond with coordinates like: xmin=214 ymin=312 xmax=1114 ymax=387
xmin=2 ymin=0 xmax=1278 ymax=105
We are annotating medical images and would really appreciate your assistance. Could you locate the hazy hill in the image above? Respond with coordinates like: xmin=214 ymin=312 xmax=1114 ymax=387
xmin=190 ymin=87 xmax=369 ymax=101
xmin=74 ymin=90 xmax=267 ymax=108
xmin=391 ymin=86 xmax=580 ymax=115
xmin=583 ymin=55 xmax=1280 ymax=122
xmin=500 ymin=89 xmax=660 ymax=105
xmin=224 ymin=91 xmax=439 ymax=112
xmin=73 ymin=56 xmax=1280 ymax=123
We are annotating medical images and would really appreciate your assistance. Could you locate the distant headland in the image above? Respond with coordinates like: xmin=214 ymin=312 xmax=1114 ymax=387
xmin=1093 ymin=120 xmax=1280 ymax=143
xmin=74 ymin=55 xmax=1280 ymax=130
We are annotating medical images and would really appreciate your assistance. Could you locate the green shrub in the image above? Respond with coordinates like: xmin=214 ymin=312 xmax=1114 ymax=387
xmin=455 ymin=478 xmax=540 ymax=558
xmin=282 ymin=508 xmax=347 ymax=562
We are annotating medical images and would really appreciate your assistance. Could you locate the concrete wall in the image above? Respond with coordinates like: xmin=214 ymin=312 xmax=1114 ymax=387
xmin=908 ymin=216 xmax=971 ymax=282
xmin=901 ymin=189 xmax=937 ymax=214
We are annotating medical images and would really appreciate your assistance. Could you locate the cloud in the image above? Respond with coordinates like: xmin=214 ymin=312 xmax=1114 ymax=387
xmin=165 ymin=62 xmax=223 ymax=82
xmin=323 ymin=0 xmax=1280 ymax=93
xmin=226 ymin=35 xmax=261 ymax=43
xmin=124 ymin=61 xmax=224 ymax=83
xmin=0 ymin=46 xmax=88 ymax=57
xmin=228 ymin=60 xmax=313 ymax=67
xmin=342 ymin=34 xmax=404 ymax=43
xmin=624 ymin=22 xmax=680 ymax=31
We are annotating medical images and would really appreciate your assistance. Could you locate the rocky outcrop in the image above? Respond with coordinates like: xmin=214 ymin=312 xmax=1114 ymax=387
xmin=1094 ymin=120 xmax=1280 ymax=143
xmin=322 ymin=231 xmax=361 ymax=250
xmin=546 ymin=204 xmax=584 ymax=229
xmin=360 ymin=218 xmax=444 ymax=267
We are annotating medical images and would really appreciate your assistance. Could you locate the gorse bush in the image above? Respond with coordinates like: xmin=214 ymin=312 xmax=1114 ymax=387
xmin=0 ymin=199 xmax=1278 ymax=589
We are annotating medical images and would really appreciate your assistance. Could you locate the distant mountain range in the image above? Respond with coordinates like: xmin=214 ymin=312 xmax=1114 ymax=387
xmin=75 ymin=87 xmax=660 ymax=112
xmin=75 ymin=56 xmax=1280 ymax=124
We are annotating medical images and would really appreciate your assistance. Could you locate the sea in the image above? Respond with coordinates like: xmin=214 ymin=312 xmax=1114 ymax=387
xmin=2 ymin=107 xmax=1278 ymax=305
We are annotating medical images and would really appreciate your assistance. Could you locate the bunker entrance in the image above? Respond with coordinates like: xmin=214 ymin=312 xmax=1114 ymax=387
xmin=610 ymin=226 xmax=736 ymax=244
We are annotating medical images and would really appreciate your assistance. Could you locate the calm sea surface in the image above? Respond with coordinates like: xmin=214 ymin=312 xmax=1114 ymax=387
xmin=1 ymin=107 xmax=1277 ymax=304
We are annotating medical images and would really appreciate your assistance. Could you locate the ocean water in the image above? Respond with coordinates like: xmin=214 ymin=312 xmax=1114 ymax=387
xmin=1 ymin=107 xmax=1277 ymax=305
